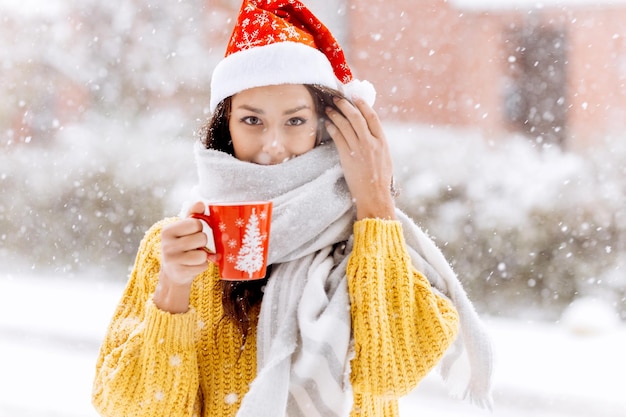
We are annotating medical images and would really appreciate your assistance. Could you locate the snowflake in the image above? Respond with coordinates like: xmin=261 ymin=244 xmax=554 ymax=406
xmin=169 ymin=354 xmax=182 ymax=367
xmin=228 ymin=239 xmax=238 ymax=248
xmin=245 ymin=2 xmax=256 ymax=12
xmin=254 ymin=13 xmax=270 ymax=27
xmin=225 ymin=393 xmax=239 ymax=405
xmin=259 ymin=210 xmax=267 ymax=220
xmin=237 ymin=30 xmax=263 ymax=50
xmin=226 ymin=254 xmax=236 ymax=263
xmin=117 ymin=316 xmax=140 ymax=333
xmin=278 ymin=32 xmax=288 ymax=41
xmin=219 ymin=222 xmax=227 ymax=232
xmin=283 ymin=26 xmax=300 ymax=39
xmin=271 ymin=20 xmax=280 ymax=31
xmin=235 ymin=218 xmax=245 ymax=227
xmin=242 ymin=18 xmax=250 ymax=28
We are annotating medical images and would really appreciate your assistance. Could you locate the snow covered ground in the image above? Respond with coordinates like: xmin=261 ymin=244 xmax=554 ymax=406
xmin=1 ymin=273 xmax=625 ymax=417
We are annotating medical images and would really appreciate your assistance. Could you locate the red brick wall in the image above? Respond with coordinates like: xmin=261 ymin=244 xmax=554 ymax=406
xmin=346 ymin=0 xmax=526 ymax=137
xmin=566 ymin=8 xmax=626 ymax=147
xmin=347 ymin=0 xmax=626 ymax=146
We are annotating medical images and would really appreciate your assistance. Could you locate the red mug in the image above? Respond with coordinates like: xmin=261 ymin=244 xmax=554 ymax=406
xmin=191 ymin=201 xmax=272 ymax=280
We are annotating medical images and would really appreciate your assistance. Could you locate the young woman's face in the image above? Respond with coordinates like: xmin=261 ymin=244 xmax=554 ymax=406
xmin=229 ymin=84 xmax=319 ymax=165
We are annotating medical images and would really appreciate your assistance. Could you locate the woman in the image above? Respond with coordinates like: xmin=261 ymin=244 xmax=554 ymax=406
xmin=92 ymin=1 xmax=492 ymax=416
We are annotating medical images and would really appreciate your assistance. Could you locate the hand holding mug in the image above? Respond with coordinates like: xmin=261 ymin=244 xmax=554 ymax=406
xmin=191 ymin=201 xmax=272 ymax=281
xmin=159 ymin=201 xmax=212 ymax=287
xmin=154 ymin=202 xmax=212 ymax=313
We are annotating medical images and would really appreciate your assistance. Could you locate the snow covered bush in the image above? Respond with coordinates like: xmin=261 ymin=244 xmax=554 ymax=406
xmin=388 ymin=124 xmax=626 ymax=320
xmin=0 ymin=112 xmax=196 ymax=276
xmin=2 ymin=119 xmax=625 ymax=320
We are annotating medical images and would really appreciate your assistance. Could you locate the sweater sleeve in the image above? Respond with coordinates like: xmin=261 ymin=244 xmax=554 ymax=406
xmin=347 ymin=218 xmax=459 ymax=397
xmin=92 ymin=219 xmax=201 ymax=417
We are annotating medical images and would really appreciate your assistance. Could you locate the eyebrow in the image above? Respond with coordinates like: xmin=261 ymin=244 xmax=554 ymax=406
xmin=236 ymin=104 xmax=312 ymax=115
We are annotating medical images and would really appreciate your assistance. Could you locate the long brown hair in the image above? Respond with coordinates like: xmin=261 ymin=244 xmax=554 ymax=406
xmin=200 ymin=84 xmax=343 ymax=345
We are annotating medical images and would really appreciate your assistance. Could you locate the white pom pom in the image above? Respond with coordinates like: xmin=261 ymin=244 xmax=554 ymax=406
xmin=343 ymin=79 xmax=377 ymax=106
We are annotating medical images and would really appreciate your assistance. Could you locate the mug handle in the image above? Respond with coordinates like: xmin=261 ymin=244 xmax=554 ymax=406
xmin=189 ymin=212 xmax=211 ymax=223
xmin=189 ymin=213 xmax=217 ymax=256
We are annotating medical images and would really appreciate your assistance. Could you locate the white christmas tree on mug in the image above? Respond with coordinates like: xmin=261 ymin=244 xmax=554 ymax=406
xmin=235 ymin=208 xmax=265 ymax=277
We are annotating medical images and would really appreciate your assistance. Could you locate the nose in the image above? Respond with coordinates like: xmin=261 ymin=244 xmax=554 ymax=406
xmin=260 ymin=129 xmax=287 ymax=163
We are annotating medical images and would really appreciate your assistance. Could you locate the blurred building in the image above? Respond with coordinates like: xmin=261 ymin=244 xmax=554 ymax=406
xmin=4 ymin=0 xmax=626 ymax=149
xmin=348 ymin=0 xmax=626 ymax=149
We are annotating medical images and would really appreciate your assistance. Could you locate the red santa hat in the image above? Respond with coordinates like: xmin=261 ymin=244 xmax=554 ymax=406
xmin=209 ymin=0 xmax=376 ymax=112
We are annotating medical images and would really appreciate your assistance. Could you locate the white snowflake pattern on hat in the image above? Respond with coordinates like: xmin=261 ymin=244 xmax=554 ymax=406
xmin=209 ymin=0 xmax=376 ymax=112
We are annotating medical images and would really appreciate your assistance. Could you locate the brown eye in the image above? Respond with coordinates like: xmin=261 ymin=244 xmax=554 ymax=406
xmin=242 ymin=116 xmax=262 ymax=125
xmin=286 ymin=117 xmax=306 ymax=126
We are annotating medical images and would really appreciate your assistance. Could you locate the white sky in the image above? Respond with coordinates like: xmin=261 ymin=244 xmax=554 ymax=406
xmin=0 ymin=0 xmax=65 ymax=16
xmin=450 ymin=0 xmax=626 ymax=11
xmin=4 ymin=0 xmax=626 ymax=16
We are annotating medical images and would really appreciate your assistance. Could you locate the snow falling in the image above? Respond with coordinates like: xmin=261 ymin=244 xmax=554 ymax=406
xmin=1 ymin=0 xmax=626 ymax=416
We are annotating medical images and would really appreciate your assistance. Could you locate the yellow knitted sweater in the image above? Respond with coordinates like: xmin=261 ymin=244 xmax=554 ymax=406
xmin=92 ymin=218 xmax=459 ymax=417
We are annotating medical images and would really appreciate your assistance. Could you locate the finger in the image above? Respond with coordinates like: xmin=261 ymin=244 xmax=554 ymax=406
xmin=326 ymin=119 xmax=364 ymax=165
xmin=162 ymin=235 xmax=207 ymax=262
xmin=163 ymin=218 xmax=204 ymax=240
xmin=325 ymin=107 xmax=358 ymax=152
xmin=332 ymin=97 xmax=370 ymax=141
xmin=179 ymin=248 xmax=210 ymax=267
xmin=325 ymin=105 xmax=350 ymax=132
xmin=181 ymin=231 xmax=209 ymax=252
xmin=162 ymin=223 xmax=206 ymax=257
xmin=352 ymin=96 xmax=385 ymax=139
xmin=186 ymin=201 xmax=206 ymax=216
xmin=324 ymin=118 xmax=347 ymax=149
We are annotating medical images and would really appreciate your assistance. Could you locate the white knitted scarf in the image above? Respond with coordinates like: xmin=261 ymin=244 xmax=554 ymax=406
xmin=187 ymin=141 xmax=494 ymax=416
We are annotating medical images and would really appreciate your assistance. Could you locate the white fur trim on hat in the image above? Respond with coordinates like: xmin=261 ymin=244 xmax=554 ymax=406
xmin=210 ymin=42 xmax=342 ymax=112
